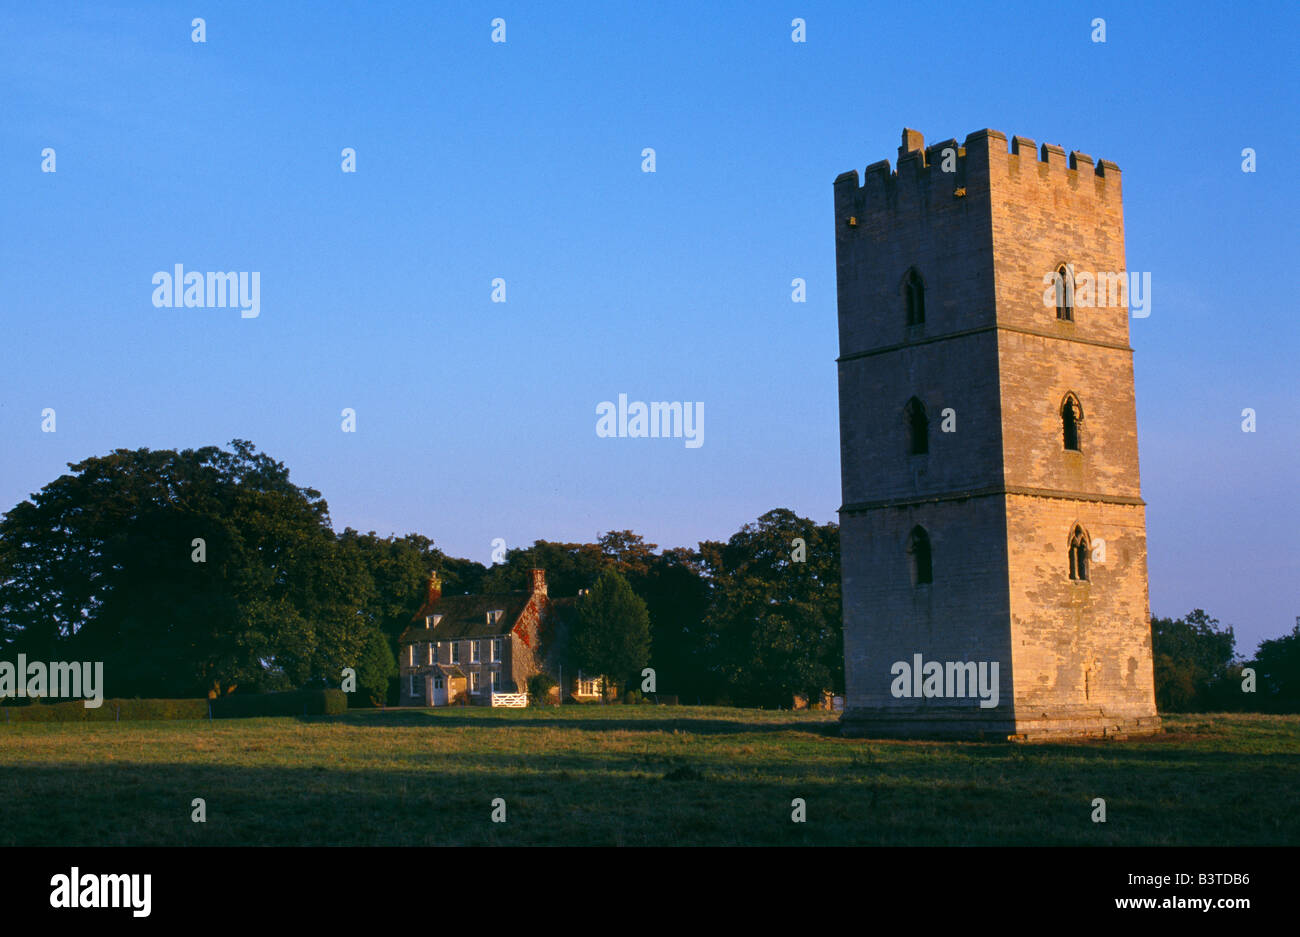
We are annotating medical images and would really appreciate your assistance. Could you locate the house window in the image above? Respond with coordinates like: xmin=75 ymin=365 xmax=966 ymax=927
xmin=904 ymin=268 xmax=925 ymax=325
xmin=491 ymin=638 xmax=502 ymax=662
xmin=470 ymin=672 xmax=479 ymax=693
xmin=407 ymin=645 xmax=414 ymax=666
xmin=433 ymin=674 xmax=444 ymax=690
xmin=427 ymin=643 xmax=434 ymax=665
xmin=578 ymin=672 xmax=599 ymax=696
xmin=1062 ymin=393 xmax=1083 ymax=452
xmin=491 ymin=669 xmax=501 ymax=691
xmin=1069 ymin=525 xmax=1090 ymax=581
xmin=471 ymin=640 xmax=480 ymax=662
xmin=1055 ymin=264 xmax=1074 ymax=321
xmin=451 ymin=642 xmax=460 ymax=664
xmin=905 ymin=397 xmax=929 ymax=455
xmin=426 ymin=614 xmax=442 ymax=628
xmin=408 ymin=674 xmax=416 ymax=698
xmin=908 ymin=526 xmax=933 ymax=586
xmin=486 ymin=609 xmax=504 ymax=627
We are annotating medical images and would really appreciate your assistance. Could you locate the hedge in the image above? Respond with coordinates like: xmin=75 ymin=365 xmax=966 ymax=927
xmin=0 ymin=698 xmax=209 ymax=724
xmin=209 ymin=689 xmax=347 ymax=718
xmin=1 ymin=689 xmax=348 ymax=723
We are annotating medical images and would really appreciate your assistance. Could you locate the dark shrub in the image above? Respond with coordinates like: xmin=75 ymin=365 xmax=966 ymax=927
xmin=210 ymin=689 xmax=346 ymax=718
xmin=1 ymin=698 xmax=209 ymax=724
xmin=114 ymin=699 xmax=211 ymax=720
xmin=527 ymin=673 xmax=557 ymax=707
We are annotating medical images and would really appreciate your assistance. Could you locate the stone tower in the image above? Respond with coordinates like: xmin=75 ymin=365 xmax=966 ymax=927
xmin=833 ymin=127 xmax=1161 ymax=739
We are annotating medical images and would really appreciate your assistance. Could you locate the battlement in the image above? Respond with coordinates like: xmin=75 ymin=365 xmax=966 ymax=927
xmin=835 ymin=127 xmax=1121 ymax=220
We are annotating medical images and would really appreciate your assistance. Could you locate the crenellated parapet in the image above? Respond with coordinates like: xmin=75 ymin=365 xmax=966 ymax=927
xmin=835 ymin=127 xmax=1122 ymax=225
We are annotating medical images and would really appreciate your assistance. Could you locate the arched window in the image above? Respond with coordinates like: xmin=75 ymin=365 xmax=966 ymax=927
xmin=1068 ymin=525 xmax=1090 ymax=581
xmin=1061 ymin=393 xmax=1083 ymax=451
xmin=905 ymin=269 xmax=925 ymax=326
xmin=1055 ymin=264 xmax=1074 ymax=321
xmin=905 ymin=396 xmax=929 ymax=455
xmin=908 ymin=526 xmax=933 ymax=585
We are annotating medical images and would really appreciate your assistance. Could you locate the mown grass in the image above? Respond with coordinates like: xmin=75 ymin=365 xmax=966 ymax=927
xmin=0 ymin=707 xmax=1295 ymax=846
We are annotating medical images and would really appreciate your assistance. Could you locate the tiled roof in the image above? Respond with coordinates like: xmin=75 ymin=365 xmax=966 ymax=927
xmin=399 ymin=593 xmax=532 ymax=644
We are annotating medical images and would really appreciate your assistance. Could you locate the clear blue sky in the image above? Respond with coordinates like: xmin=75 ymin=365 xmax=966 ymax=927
xmin=1 ymin=1 xmax=1296 ymax=654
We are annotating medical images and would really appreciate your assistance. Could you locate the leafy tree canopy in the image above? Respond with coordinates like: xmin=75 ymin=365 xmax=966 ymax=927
xmin=0 ymin=441 xmax=460 ymax=699
xmin=569 ymin=567 xmax=652 ymax=696
xmin=1252 ymin=618 xmax=1300 ymax=711
xmin=697 ymin=508 xmax=842 ymax=707
xmin=353 ymin=627 xmax=397 ymax=707
xmin=1151 ymin=609 xmax=1240 ymax=712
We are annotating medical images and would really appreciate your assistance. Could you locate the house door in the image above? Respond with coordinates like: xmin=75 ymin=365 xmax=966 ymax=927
xmin=432 ymin=674 xmax=448 ymax=706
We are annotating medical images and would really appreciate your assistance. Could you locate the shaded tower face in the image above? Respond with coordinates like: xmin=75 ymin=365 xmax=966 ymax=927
xmin=833 ymin=128 xmax=1160 ymax=740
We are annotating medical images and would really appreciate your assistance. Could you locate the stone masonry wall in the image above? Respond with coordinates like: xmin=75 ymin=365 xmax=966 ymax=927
xmin=1005 ymin=496 xmax=1156 ymax=720
xmin=835 ymin=127 xmax=1159 ymax=737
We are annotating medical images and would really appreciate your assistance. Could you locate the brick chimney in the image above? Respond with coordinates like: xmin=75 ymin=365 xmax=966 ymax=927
xmin=529 ymin=568 xmax=547 ymax=598
xmin=424 ymin=571 xmax=442 ymax=606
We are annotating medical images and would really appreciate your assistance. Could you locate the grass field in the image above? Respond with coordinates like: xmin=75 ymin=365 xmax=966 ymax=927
xmin=1 ymin=706 xmax=1296 ymax=846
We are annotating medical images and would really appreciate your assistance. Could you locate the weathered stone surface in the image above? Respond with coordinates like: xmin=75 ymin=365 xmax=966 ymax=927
xmin=834 ymin=127 xmax=1160 ymax=740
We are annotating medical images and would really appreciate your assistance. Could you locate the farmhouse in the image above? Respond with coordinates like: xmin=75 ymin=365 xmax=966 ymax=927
xmin=397 ymin=568 xmax=604 ymax=706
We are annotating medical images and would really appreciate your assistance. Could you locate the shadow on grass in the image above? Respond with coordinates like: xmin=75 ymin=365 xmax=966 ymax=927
xmin=4 ymin=752 xmax=1290 ymax=847
xmin=3 ymin=713 xmax=1297 ymax=846
xmin=314 ymin=708 xmax=842 ymax=737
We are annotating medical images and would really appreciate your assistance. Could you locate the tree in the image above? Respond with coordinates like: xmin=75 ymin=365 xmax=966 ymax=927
xmin=353 ymin=628 xmax=397 ymax=706
xmin=480 ymin=540 xmax=606 ymax=597
xmin=569 ymin=568 xmax=651 ymax=699
xmin=597 ymin=530 xmax=658 ymax=581
xmin=340 ymin=530 xmax=485 ymax=641
xmin=698 ymin=509 xmax=841 ymax=707
xmin=0 ymin=441 xmax=373 ymax=698
xmin=638 ymin=547 xmax=714 ymax=700
xmin=1151 ymin=609 xmax=1240 ymax=712
xmin=1252 ymin=618 xmax=1300 ymax=712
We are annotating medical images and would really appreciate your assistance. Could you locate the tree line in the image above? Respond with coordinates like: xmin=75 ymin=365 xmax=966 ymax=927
xmin=0 ymin=441 xmax=839 ymax=707
xmin=0 ymin=440 xmax=1295 ymax=712
xmin=1151 ymin=609 xmax=1300 ymax=713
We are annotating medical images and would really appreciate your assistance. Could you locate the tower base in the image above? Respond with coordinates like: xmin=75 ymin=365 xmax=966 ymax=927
xmin=839 ymin=705 xmax=1162 ymax=742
